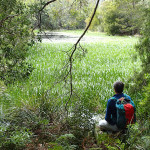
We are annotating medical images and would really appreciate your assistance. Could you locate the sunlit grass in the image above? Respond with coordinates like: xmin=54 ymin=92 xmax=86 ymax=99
xmin=5 ymin=33 xmax=141 ymax=111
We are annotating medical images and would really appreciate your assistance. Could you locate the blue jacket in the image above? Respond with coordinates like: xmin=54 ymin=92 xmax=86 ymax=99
xmin=105 ymin=93 xmax=132 ymax=125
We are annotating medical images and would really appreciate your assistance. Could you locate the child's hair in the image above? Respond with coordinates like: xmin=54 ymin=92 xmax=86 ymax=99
xmin=113 ymin=81 xmax=124 ymax=94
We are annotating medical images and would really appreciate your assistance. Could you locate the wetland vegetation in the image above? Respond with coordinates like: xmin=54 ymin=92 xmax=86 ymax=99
xmin=0 ymin=0 xmax=150 ymax=149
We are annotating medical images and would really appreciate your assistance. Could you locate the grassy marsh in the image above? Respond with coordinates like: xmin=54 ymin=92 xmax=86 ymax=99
xmin=3 ymin=31 xmax=141 ymax=112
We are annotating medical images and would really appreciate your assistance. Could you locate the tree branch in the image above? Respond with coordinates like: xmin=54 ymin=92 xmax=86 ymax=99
xmin=32 ymin=0 xmax=57 ymax=31
xmin=65 ymin=0 xmax=100 ymax=109
xmin=0 ymin=15 xmax=18 ymax=27
xmin=39 ymin=0 xmax=57 ymax=12
xmin=70 ymin=0 xmax=100 ymax=60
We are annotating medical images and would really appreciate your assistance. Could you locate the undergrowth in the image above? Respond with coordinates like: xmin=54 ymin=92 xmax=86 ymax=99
xmin=1 ymin=33 xmax=149 ymax=149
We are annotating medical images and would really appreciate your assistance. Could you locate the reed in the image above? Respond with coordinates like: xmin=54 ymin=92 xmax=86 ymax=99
xmin=5 ymin=32 xmax=140 ymax=111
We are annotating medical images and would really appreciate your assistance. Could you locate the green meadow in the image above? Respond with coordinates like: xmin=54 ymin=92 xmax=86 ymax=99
xmin=3 ymin=31 xmax=141 ymax=112
xmin=1 ymin=0 xmax=149 ymax=148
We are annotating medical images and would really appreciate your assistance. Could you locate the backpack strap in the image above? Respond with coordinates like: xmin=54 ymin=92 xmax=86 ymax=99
xmin=111 ymin=94 xmax=128 ymax=99
xmin=110 ymin=96 xmax=117 ymax=101
xmin=111 ymin=94 xmax=130 ymax=104
xmin=123 ymin=94 xmax=130 ymax=100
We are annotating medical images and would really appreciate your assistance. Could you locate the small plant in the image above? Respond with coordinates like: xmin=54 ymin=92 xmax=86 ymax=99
xmin=0 ymin=125 xmax=32 ymax=150
xmin=96 ymin=131 xmax=125 ymax=150
xmin=10 ymin=129 xmax=32 ymax=149
xmin=125 ymin=122 xmax=150 ymax=149
xmin=56 ymin=134 xmax=77 ymax=150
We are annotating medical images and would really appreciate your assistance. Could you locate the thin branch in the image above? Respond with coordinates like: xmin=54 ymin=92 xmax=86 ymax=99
xmin=76 ymin=1 xmax=100 ymax=45
xmin=32 ymin=0 xmax=57 ymax=31
xmin=65 ymin=0 xmax=100 ymax=109
xmin=39 ymin=0 xmax=57 ymax=12
xmin=69 ymin=0 xmax=100 ymax=61
xmin=33 ymin=0 xmax=100 ymax=111
xmin=0 ymin=15 xmax=18 ymax=27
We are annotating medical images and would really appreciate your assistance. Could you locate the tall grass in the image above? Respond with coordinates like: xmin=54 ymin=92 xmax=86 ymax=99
xmin=3 ymin=33 xmax=141 ymax=113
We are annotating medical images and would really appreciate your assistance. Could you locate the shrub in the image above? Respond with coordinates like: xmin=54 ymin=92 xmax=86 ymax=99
xmin=138 ymin=79 xmax=150 ymax=119
xmin=88 ymin=0 xmax=144 ymax=35
xmin=56 ymin=134 xmax=77 ymax=150
xmin=0 ymin=123 xmax=32 ymax=150
xmin=135 ymin=5 xmax=150 ymax=74
xmin=0 ymin=0 xmax=34 ymax=84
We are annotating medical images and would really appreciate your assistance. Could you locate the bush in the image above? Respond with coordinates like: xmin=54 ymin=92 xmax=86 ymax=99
xmin=135 ymin=5 xmax=150 ymax=74
xmin=125 ymin=123 xmax=150 ymax=149
xmin=0 ymin=106 xmax=52 ymax=149
xmin=56 ymin=134 xmax=77 ymax=150
xmin=0 ymin=123 xmax=32 ymax=150
xmin=127 ymin=5 xmax=150 ymax=149
xmin=88 ymin=0 xmax=144 ymax=35
xmin=0 ymin=0 xmax=34 ymax=84
xmin=138 ymin=79 xmax=150 ymax=119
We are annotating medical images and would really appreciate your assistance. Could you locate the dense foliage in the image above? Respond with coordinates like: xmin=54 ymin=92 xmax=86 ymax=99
xmin=88 ymin=0 xmax=145 ymax=35
xmin=0 ymin=35 xmax=141 ymax=149
xmin=45 ymin=0 xmax=89 ymax=30
xmin=25 ymin=0 xmax=91 ymax=30
xmin=136 ymin=6 xmax=150 ymax=74
xmin=135 ymin=5 xmax=150 ymax=118
xmin=0 ymin=0 xmax=34 ymax=84
xmin=0 ymin=0 xmax=150 ymax=149
xmin=127 ymin=4 xmax=150 ymax=149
